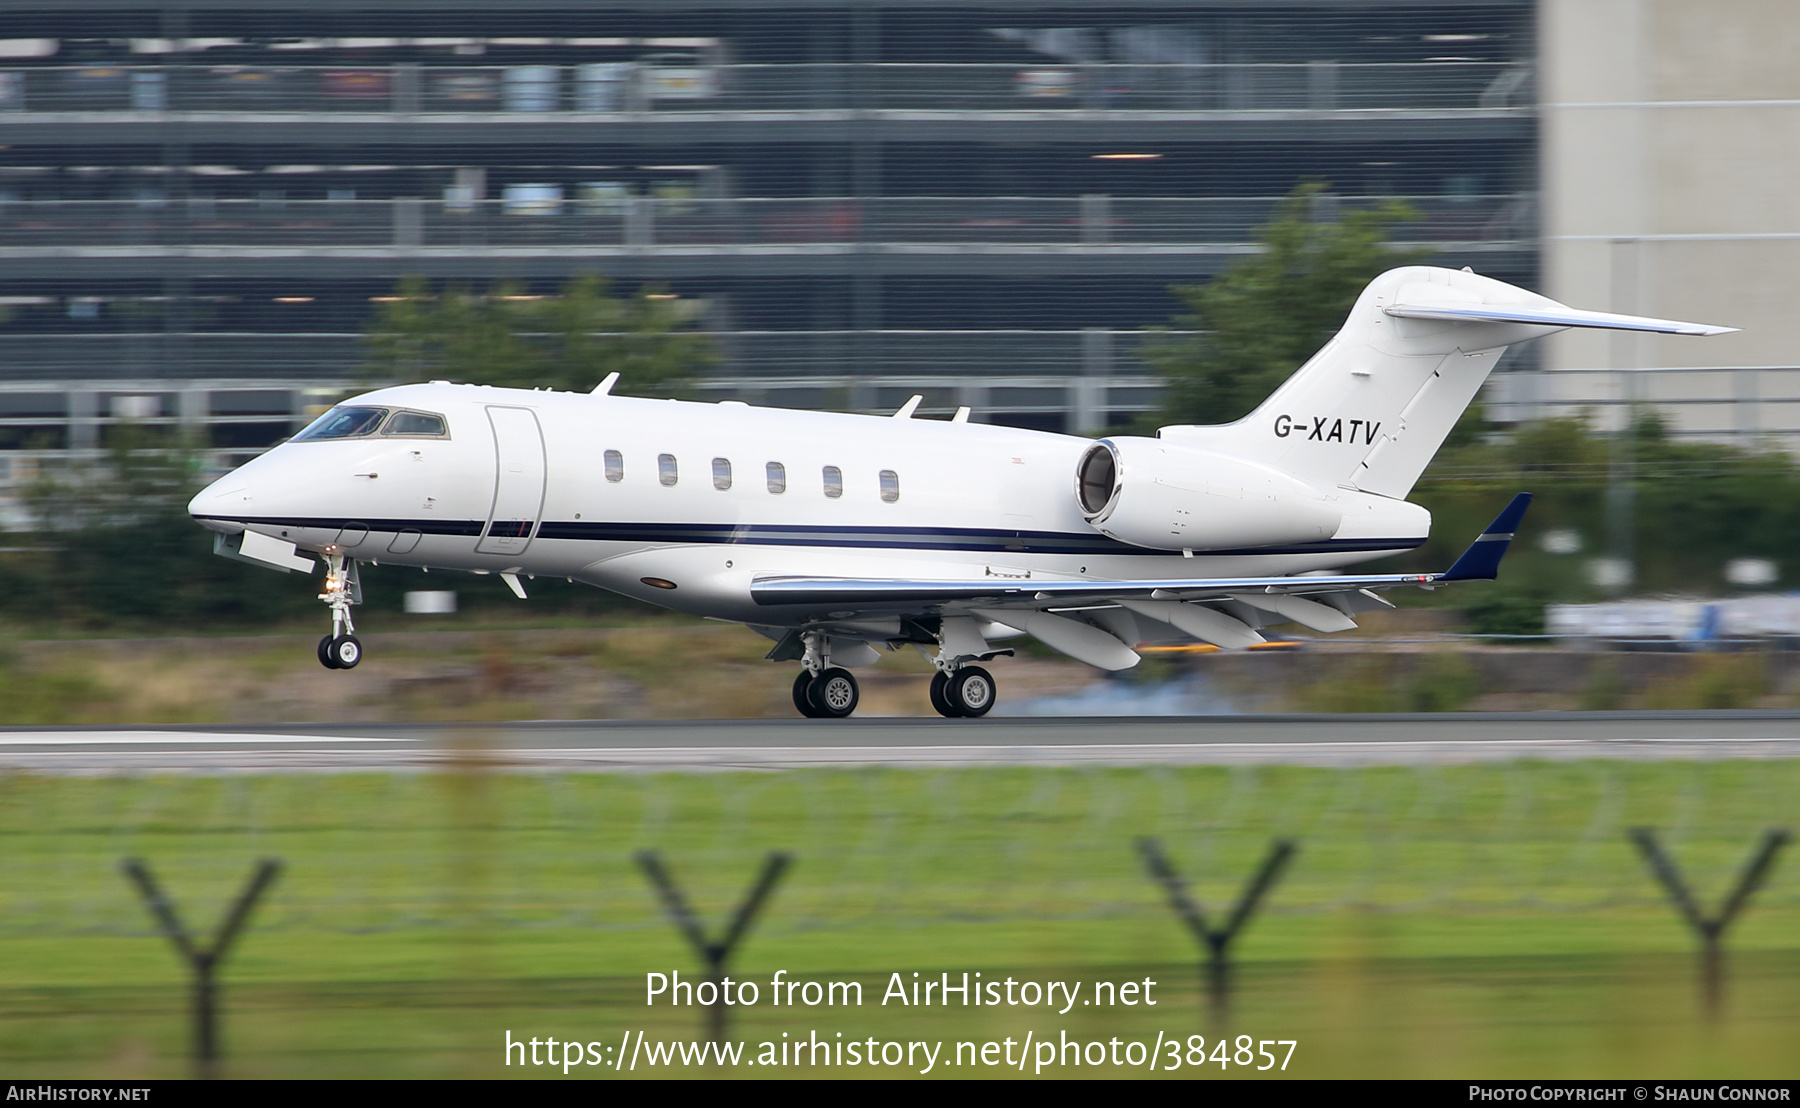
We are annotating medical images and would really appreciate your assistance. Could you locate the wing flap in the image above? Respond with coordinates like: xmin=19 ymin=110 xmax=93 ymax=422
xmin=1228 ymin=591 xmax=1359 ymax=633
xmin=1118 ymin=599 xmax=1263 ymax=649
xmin=973 ymin=608 xmax=1139 ymax=670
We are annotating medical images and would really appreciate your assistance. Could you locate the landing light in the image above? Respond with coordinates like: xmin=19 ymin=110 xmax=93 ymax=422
xmin=640 ymin=577 xmax=678 ymax=590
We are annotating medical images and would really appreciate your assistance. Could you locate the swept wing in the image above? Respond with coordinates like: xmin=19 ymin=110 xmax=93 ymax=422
xmin=753 ymin=493 xmax=1531 ymax=611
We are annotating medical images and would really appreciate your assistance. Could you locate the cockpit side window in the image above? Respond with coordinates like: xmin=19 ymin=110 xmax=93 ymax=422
xmin=381 ymin=410 xmax=449 ymax=438
xmin=293 ymin=406 xmax=388 ymax=441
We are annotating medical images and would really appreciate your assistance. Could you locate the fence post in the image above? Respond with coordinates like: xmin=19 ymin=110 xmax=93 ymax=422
xmin=635 ymin=850 xmax=792 ymax=1045
xmin=120 ymin=858 xmax=283 ymax=1078
xmin=1629 ymin=827 xmax=1789 ymax=1017
xmin=1136 ymin=837 xmax=1296 ymax=1023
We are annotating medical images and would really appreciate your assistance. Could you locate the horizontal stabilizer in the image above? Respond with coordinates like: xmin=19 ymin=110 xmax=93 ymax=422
xmin=1384 ymin=302 xmax=1736 ymax=337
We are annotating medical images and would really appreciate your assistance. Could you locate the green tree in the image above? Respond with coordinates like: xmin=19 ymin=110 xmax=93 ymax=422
xmin=360 ymin=274 xmax=716 ymax=395
xmin=1398 ymin=410 xmax=1800 ymax=611
xmin=1145 ymin=182 xmax=1428 ymax=426
xmin=3 ymin=425 xmax=316 ymax=626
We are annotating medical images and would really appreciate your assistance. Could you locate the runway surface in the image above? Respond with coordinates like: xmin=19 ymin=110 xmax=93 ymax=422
xmin=5 ymin=711 xmax=1800 ymax=773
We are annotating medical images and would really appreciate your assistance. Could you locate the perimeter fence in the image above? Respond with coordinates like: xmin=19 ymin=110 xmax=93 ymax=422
xmin=4 ymin=762 xmax=1795 ymax=946
xmin=3 ymin=760 xmax=1797 ymax=1077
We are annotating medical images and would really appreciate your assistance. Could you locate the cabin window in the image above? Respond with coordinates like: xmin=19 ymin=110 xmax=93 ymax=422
xmin=822 ymin=465 xmax=843 ymax=499
xmin=880 ymin=470 xmax=900 ymax=503
xmin=658 ymin=453 xmax=678 ymax=486
xmin=293 ymin=406 xmax=387 ymax=441
xmin=766 ymin=461 xmax=786 ymax=494
xmin=603 ymin=449 xmax=623 ymax=482
xmin=380 ymin=410 xmax=448 ymax=438
xmin=712 ymin=457 xmax=732 ymax=491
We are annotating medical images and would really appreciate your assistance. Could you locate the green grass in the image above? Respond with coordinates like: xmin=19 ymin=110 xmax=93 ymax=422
xmin=1 ymin=762 xmax=1796 ymax=1078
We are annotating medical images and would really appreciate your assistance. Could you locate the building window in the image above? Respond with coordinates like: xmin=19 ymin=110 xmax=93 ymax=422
xmin=658 ymin=453 xmax=678 ymax=487
xmin=880 ymin=469 xmax=900 ymax=503
xmin=766 ymin=461 xmax=786 ymax=494
xmin=712 ymin=457 xmax=732 ymax=491
xmin=604 ymin=449 xmax=623 ymax=482
xmin=822 ymin=465 xmax=843 ymax=499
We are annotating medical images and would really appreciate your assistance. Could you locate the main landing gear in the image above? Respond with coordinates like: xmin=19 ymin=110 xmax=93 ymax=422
xmin=793 ymin=668 xmax=859 ymax=718
xmin=316 ymin=552 xmax=363 ymax=670
xmin=785 ymin=628 xmax=999 ymax=719
xmin=929 ymin=665 xmax=995 ymax=718
xmin=792 ymin=630 xmax=860 ymax=718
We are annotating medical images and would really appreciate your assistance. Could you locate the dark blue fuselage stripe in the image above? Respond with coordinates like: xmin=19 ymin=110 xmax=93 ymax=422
xmin=195 ymin=515 xmax=1422 ymax=558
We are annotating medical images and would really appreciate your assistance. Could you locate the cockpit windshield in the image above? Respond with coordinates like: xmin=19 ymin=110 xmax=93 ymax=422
xmin=382 ymin=410 xmax=447 ymax=437
xmin=293 ymin=406 xmax=389 ymax=441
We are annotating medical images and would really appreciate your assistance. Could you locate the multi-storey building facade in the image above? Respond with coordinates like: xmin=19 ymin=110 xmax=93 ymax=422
xmin=1489 ymin=0 xmax=1800 ymax=453
xmin=0 ymin=1 xmax=1536 ymax=520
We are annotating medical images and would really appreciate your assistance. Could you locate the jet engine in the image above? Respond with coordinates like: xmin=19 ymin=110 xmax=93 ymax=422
xmin=1074 ymin=437 xmax=1342 ymax=551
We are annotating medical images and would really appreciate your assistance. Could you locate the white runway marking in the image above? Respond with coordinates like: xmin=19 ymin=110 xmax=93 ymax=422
xmin=0 ymin=731 xmax=403 ymax=746
xmin=489 ymin=738 xmax=1800 ymax=770
xmin=4 ymin=717 xmax=1799 ymax=773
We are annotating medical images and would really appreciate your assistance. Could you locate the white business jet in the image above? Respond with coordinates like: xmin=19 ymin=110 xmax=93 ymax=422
xmin=188 ymin=266 xmax=1731 ymax=718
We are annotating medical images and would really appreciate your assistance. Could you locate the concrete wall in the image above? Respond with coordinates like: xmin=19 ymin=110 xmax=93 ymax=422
xmin=1527 ymin=0 xmax=1800 ymax=442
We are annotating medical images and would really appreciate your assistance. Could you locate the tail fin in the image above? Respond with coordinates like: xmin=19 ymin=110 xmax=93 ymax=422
xmin=1157 ymin=266 xmax=1733 ymax=499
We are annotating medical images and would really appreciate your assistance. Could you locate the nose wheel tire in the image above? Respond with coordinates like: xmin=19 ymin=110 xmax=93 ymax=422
xmin=320 ymin=634 xmax=362 ymax=671
xmin=792 ymin=671 xmax=826 ymax=718
xmin=808 ymin=667 xmax=860 ymax=719
xmin=947 ymin=666 xmax=995 ymax=717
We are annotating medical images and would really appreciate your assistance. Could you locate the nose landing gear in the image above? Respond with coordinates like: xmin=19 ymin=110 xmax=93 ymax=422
xmin=316 ymin=552 xmax=363 ymax=670
xmin=318 ymin=632 xmax=362 ymax=670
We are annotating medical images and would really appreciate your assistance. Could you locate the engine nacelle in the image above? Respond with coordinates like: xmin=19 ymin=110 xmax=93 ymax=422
xmin=1075 ymin=437 xmax=1342 ymax=551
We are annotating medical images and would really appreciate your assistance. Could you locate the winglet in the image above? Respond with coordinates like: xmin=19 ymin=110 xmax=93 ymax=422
xmin=1440 ymin=492 xmax=1533 ymax=581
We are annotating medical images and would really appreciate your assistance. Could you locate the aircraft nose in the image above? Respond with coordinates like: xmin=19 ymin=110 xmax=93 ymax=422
xmin=187 ymin=477 xmax=252 ymax=532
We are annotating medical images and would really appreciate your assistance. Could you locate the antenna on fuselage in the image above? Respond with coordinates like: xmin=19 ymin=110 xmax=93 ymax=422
xmin=592 ymin=372 xmax=620 ymax=396
xmin=892 ymin=394 xmax=923 ymax=419
xmin=951 ymin=406 xmax=971 ymax=423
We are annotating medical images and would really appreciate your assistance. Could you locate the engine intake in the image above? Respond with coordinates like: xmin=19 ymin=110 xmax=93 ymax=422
xmin=1075 ymin=438 xmax=1341 ymax=551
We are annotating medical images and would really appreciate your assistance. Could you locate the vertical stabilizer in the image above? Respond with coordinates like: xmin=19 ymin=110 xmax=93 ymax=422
xmin=1156 ymin=266 xmax=1731 ymax=499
